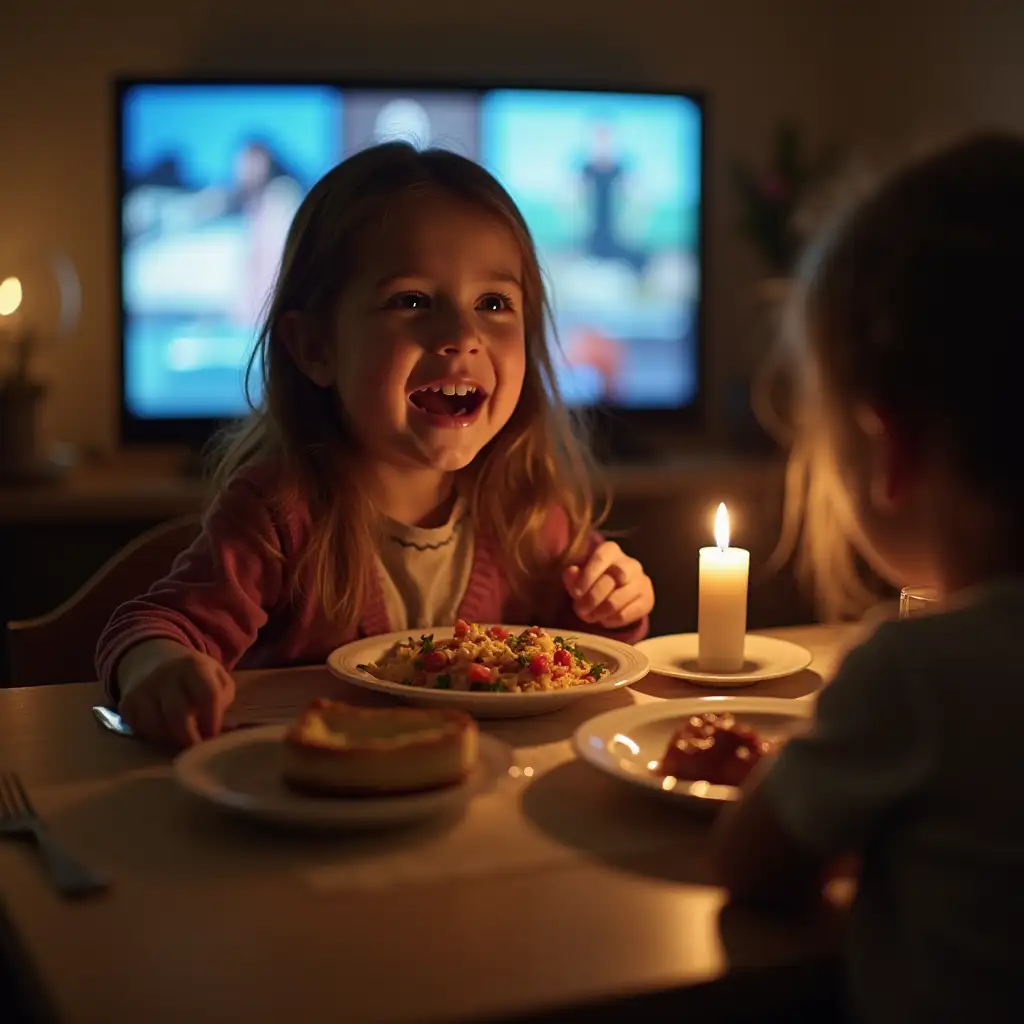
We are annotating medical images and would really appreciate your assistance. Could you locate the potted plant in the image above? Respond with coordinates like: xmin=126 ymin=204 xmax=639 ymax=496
xmin=728 ymin=123 xmax=839 ymax=450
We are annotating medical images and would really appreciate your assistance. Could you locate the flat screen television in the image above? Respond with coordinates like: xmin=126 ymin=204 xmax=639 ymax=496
xmin=116 ymin=78 xmax=705 ymax=452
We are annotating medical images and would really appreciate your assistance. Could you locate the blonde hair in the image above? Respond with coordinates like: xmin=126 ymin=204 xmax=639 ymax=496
xmin=767 ymin=132 xmax=1024 ymax=619
xmin=208 ymin=142 xmax=601 ymax=630
xmin=766 ymin=277 xmax=883 ymax=620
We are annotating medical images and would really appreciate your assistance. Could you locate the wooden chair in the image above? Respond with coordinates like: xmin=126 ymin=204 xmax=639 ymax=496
xmin=5 ymin=516 xmax=201 ymax=687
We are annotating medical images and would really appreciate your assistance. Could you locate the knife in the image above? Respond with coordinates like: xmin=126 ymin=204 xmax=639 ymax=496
xmin=92 ymin=706 xmax=134 ymax=737
xmin=90 ymin=706 xmax=270 ymax=738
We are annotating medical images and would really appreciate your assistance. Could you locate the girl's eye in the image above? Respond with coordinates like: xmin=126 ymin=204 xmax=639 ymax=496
xmin=386 ymin=292 xmax=431 ymax=310
xmin=477 ymin=292 xmax=515 ymax=313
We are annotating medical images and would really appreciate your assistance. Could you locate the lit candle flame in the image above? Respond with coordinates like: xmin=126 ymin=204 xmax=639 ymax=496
xmin=0 ymin=276 xmax=23 ymax=317
xmin=714 ymin=502 xmax=730 ymax=550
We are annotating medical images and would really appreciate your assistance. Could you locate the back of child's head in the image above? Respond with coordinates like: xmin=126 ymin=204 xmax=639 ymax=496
xmin=779 ymin=132 xmax=1024 ymax=615
xmin=211 ymin=142 xmax=598 ymax=627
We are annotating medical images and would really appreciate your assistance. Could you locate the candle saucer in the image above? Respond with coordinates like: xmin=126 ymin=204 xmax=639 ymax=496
xmin=634 ymin=634 xmax=813 ymax=687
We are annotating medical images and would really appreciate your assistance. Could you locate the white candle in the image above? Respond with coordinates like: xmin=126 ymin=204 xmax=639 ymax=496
xmin=697 ymin=502 xmax=749 ymax=673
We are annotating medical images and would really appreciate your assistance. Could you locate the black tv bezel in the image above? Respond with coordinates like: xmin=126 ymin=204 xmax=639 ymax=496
xmin=115 ymin=75 xmax=708 ymax=449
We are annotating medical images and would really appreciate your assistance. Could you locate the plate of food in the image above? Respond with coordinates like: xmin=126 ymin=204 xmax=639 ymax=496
xmin=327 ymin=620 xmax=650 ymax=719
xmin=173 ymin=699 xmax=511 ymax=831
xmin=572 ymin=696 xmax=813 ymax=811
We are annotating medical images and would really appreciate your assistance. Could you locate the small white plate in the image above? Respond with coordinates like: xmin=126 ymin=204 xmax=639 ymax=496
xmin=573 ymin=696 xmax=813 ymax=809
xmin=327 ymin=626 xmax=650 ymax=719
xmin=173 ymin=726 xmax=511 ymax=831
xmin=635 ymin=633 xmax=812 ymax=687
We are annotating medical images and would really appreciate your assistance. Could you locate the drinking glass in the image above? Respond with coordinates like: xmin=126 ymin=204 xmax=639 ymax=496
xmin=899 ymin=585 xmax=939 ymax=619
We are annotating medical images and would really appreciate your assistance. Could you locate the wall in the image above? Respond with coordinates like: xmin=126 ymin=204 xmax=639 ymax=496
xmin=2 ymin=0 xmax=840 ymax=454
xmin=833 ymin=0 xmax=1024 ymax=155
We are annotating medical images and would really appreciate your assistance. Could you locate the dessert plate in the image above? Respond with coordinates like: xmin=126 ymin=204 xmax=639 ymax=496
xmin=573 ymin=696 xmax=813 ymax=810
xmin=174 ymin=726 xmax=511 ymax=831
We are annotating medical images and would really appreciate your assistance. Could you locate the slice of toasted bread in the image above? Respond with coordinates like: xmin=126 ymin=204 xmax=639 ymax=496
xmin=281 ymin=699 xmax=479 ymax=796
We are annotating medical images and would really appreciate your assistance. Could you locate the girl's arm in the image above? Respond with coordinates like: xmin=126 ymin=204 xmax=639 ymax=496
xmin=540 ymin=510 xmax=651 ymax=643
xmin=711 ymin=759 xmax=830 ymax=909
xmin=95 ymin=470 xmax=295 ymax=701
xmin=711 ymin=626 xmax=934 ymax=907
xmin=554 ymin=584 xmax=649 ymax=643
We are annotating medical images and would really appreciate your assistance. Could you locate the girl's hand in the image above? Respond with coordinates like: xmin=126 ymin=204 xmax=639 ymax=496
xmin=119 ymin=648 xmax=236 ymax=748
xmin=563 ymin=541 xmax=654 ymax=630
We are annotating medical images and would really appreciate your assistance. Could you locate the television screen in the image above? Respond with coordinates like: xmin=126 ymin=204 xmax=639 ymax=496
xmin=118 ymin=81 xmax=703 ymax=433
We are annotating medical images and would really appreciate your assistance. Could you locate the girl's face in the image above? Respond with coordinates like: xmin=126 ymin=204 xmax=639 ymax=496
xmin=325 ymin=195 xmax=527 ymax=474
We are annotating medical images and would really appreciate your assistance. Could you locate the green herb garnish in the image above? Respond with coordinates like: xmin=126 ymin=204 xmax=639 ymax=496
xmin=413 ymin=658 xmax=424 ymax=671
xmin=516 ymin=653 xmax=530 ymax=667
xmin=435 ymin=674 xmax=452 ymax=689
xmin=490 ymin=681 xmax=507 ymax=692
xmin=590 ymin=662 xmax=607 ymax=679
xmin=401 ymin=678 xmax=413 ymax=686
xmin=420 ymin=634 xmax=435 ymax=652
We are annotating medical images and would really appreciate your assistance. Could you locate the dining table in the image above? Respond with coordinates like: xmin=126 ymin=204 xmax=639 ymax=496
xmin=0 ymin=623 xmax=866 ymax=1024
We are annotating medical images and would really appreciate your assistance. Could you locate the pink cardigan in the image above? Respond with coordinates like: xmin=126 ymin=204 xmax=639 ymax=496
xmin=95 ymin=465 xmax=648 ymax=700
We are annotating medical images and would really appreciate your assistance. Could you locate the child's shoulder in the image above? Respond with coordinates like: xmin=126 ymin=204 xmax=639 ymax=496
xmin=833 ymin=582 xmax=1024 ymax=711
xmin=878 ymin=580 xmax=1023 ymax=656
xmin=206 ymin=458 xmax=313 ymax=548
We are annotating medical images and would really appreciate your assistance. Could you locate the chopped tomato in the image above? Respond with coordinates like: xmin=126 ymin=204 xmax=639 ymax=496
xmin=553 ymin=667 xmax=569 ymax=680
xmin=467 ymin=663 xmax=494 ymax=684
xmin=553 ymin=648 xmax=573 ymax=668
xmin=527 ymin=626 xmax=543 ymax=636
xmin=422 ymin=651 xmax=447 ymax=672
xmin=454 ymin=619 xmax=471 ymax=638
xmin=529 ymin=654 xmax=550 ymax=678
xmin=581 ymin=675 xmax=595 ymax=684
xmin=488 ymin=625 xmax=511 ymax=641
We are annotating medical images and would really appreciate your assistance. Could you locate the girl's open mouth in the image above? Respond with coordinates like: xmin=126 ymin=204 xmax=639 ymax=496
xmin=409 ymin=383 xmax=488 ymax=422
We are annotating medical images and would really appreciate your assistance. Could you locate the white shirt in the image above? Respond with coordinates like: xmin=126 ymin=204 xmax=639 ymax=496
xmin=374 ymin=498 xmax=475 ymax=632
xmin=765 ymin=580 xmax=1024 ymax=1024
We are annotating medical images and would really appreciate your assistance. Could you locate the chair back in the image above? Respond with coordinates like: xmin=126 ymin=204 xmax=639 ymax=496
xmin=6 ymin=516 xmax=201 ymax=687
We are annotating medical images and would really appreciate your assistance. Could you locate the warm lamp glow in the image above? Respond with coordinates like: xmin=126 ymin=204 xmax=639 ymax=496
xmin=714 ymin=502 xmax=730 ymax=550
xmin=0 ymin=276 xmax=22 ymax=317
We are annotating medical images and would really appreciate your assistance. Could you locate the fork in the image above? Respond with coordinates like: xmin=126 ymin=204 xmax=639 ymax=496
xmin=0 ymin=772 xmax=109 ymax=898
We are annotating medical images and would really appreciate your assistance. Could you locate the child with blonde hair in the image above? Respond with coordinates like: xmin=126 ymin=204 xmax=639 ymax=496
xmin=714 ymin=133 xmax=1024 ymax=1023
xmin=98 ymin=143 xmax=653 ymax=747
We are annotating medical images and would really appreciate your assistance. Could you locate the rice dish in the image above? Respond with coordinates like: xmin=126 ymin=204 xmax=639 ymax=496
xmin=358 ymin=620 xmax=609 ymax=694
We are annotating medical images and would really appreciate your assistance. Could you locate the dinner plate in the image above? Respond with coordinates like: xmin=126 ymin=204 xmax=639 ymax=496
xmin=174 ymin=726 xmax=511 ymax=831
xmin=635 ymin=633 xmax=813 ymax=686
xmin=573 ymin=696 xmax=813 ymax=810
xmin=327 ymin=626 xmax=650 ymax=719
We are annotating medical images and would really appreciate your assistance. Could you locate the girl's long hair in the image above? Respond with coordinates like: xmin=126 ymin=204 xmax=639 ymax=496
xmin=207 ymin=142 xmax=601 ymax=630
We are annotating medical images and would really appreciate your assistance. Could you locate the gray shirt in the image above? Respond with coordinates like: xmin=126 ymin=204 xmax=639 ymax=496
xmin=766 ymin=581 xmax=1024 ymax=1024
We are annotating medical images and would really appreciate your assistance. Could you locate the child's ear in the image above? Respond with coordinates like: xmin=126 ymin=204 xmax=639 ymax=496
xmin=279 ymin=311 xmax=335 ymax=388
xmin=857 ymin=405 xmax=918 ymax=510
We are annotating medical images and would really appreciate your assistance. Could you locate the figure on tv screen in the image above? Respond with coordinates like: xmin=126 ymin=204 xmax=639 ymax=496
xmin=373 ymin=98 xmax=433 ymax=149
xmin=563 ymin=327 xmax=626 ymax=403
xmin=579 ymin=121 xmax=648 ymax=275
xmin=229 ymin=140 xmax=304 ymax=327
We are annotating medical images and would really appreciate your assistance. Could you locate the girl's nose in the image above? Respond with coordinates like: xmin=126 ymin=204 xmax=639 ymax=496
xmin=436 ymin=309 xmax=480 ymax=356
xmin=440 ymin=338 xmax=480 ymax=356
